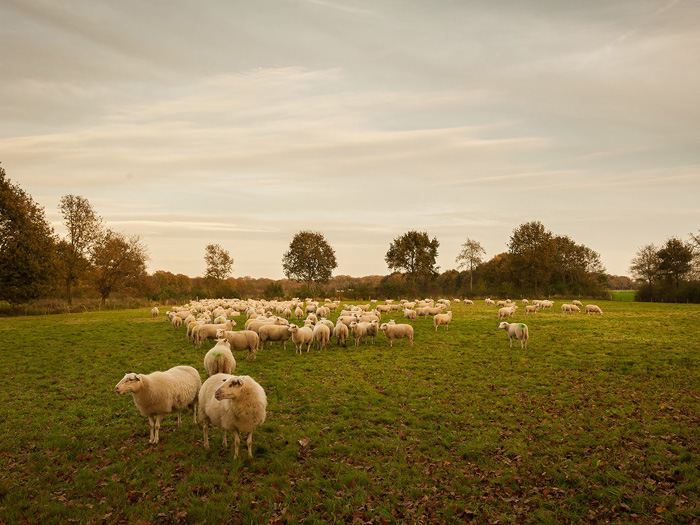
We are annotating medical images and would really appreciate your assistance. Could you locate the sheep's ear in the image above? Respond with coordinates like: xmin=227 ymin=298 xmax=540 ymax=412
xmin=135 ymin=375 xmax=141 ymax=381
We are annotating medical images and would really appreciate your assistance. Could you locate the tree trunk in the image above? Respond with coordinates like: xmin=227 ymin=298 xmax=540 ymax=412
xmin=469 ymin=270 xmax=473 ymax=293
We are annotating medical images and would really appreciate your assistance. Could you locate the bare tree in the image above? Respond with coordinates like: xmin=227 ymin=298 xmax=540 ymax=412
xmin=455 ymin=238 xmax=486 ymax=293
xmin=59 ymin=195 xmax=102 ymax=305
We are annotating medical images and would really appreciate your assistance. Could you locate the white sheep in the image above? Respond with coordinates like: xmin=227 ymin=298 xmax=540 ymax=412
xmin=498 ymin=322 xmax=529 ymax=349
xmin=434 ymin=311 xmax=453 ymax=331
xmin=333 ymin=322 xmax=349 ymax=347
xmin=194 ymin=320 xmax=235 ymax=348
xmin=585 ymin=304 xmax=603 ymax=315
xmin=561 ymin=304 xmax=572 ymax=314
xmin=380 ymin=322 xmax=414 ymax=347
xmin=198 ymin=374 xmax=267 ymax=459
xmin=349 ymin=321 xmax=368 ymax=346
xmin=485 ymin=298 xmax=495 ymax=306
xmin=498 ymin=305 xmax=517 ymax=320
xmin=313 ymin=323 xmax=331 ymax=351
xmin=204 ymin=339 xmax=236 ymax=376
xmin=114 ymin=365 xmax=201 ymax=444
xmin=463 ymin=300 xmax=474 ymax=305
xmin=403 ymin=308 xmax=417 ymax=321
xmin=151 ymin=307 xmax=159 ymax=317
xmin=216 ymin=329 xmax=260 ymax=360
xmin=259 ymin=324 xmax=293 ymax=350
xmin=572 ymin=300 xmax=583 ymax=308
xmin=524 ymin=305 xmax=540 ymax=315
xmin=287 ymin=324 xmax=314 ymax=353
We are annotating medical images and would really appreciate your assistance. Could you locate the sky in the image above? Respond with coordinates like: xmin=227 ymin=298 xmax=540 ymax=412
xmin=1 ymin=0 xmax=699 ymax=279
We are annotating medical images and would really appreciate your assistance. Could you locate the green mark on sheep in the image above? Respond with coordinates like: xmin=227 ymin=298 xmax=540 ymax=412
xmin=519 ymin=324 xmax=526 ymax=329
xmin=212 ymin=352 xmax=222 ymax=358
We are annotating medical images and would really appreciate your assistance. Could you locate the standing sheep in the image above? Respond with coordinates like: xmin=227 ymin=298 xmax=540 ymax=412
xmin=498 ymin=322 xmax=529 ymax=349
xmin=333 ymin=322 xmax=349 ymax=347
xmin=380 ymin=323 xmax=414 ymax=347
xmin=313 ymin=323 xmax=331 ymax=351
xmin=198 ymin=374 xmax=267 ymax=459
xmin=287 ymin=324 xmax=313 ymax=353
xmin=585 ymin=304 xmax=603 ymax=315
xmin=433 ymin=311 xmax=453 ymax=331
xmin=259 ymin=324 xmax=293 ymax=350
xmin=204 ymin=339 xmax=236 ymax=376
xmin=498 ymin=306 xmax=517 ymax=320
xmin=151 ymin=307 xmax=159 ymax=317
xmin=114 ymin=366 xmax=201 ymax=444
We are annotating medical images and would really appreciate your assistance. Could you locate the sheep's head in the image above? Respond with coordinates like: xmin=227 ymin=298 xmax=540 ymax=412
xmin=215 ymin=376 xmax=244 ymax=400
xmin=498 ymin=322 xmax=508 ymax=330
xmin=114 ymin=373 xmax=141 ymax=394
xmin=287 ymin=324 xmax=298 ymax=333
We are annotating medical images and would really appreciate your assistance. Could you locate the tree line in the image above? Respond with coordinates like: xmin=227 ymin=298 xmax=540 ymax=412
xmin=3 ymin=165 xmax=696 ymax=307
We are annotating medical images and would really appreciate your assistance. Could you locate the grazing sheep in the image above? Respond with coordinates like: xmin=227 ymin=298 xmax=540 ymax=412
xmin=403 ymin=308 xmax=417 ymax=321
xmin=204 ymin=340 xmax=236 ymax=376
xmin=380 ymin=323 xmax=414 ymax=347
xmin=198 ymin=374 xmax=267 ymax=459
xmin=313 ymin=323 xmax=331 ymax=350
xmin=216 ymin=329 xmax=259 ymax=360
xmin=294 ymin=307 xmax=304 ymax=319
xmin=561 ymin=304 xmax=572 ymax=314
xmin=194 ymin=321 xmax=235 ymax=348
xmin=425 ymin=306 xmax=447 ymax=316
xmin=170 ymin=315 xmax=183 ymax=329
xmin=498 ymin=306 xmax=517 ymax=321
xmin=572 ymin=300 xmax=583 ymax=307
xmin=522 ymin=299 xmax=529 ymax=305
xmin=434 ymin=311 xmax=453 ymax=331
xmin=569 ymin=304 xmax=581 ymax=313
xmin=259 ymin=324 xmax=293 ymax=350
xmin=524 ymin=305 xmax=540 ymax=315
xmin=585 ymin=304 xmax=603 ymax=315
xmin=333 ymin=322 xmax=349 ymax=347
xmin=151 ymin=307 xmax=159 ymax=317
xmin=415 ymin=307 xmax=430 ymax=319
xmin=287 ymin=324 xmax=313 ymax=353
xmin=114 ymin=366 xmax=201 ymax=444
xmin=485 ymin=298 xmax=495 ymax=306
xmin=498 ymin=322 xmax=529 ymax=349
xmin=463 ymin=300 xmax=474 ymax=305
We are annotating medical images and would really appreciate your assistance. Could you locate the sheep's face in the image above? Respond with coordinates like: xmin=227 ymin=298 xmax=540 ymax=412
xmin=498 ymin=322 xmax=508 ymax=330
xmin=114 ymin=373 xmax=141 ymax=394
xmin=215 ymin=377 xmax=244 ymax=401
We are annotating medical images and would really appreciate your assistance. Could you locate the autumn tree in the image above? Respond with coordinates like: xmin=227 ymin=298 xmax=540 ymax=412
xmin=59 ymin=194 xmax=102 ymax=304
xmin=0 ymin=166 xmax=58 ymax=303
xmin=282 ymin=230 xmax=338 ymax=290
xmin=657 ymin=237 xmax=694 ymax=294
xmin=91 ymin=229 xmax=149 ymax=305
xmin=455 ymin=238 xmax=485 ymax=293
xmin=629 ymin=244 xmax=661 ymax=301
xmin=507 ymin=221 xmax=554 ymax=295
xmin=204 ymin=244 xmax=234 ymax=281
xmin=385 ymin=230 xmax=440 ymax=283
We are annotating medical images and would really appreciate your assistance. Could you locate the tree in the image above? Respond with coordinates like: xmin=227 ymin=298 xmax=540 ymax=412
xmin=91 ymin=229 xmax=149 ymax=305
xmin=204 ymin=244 xmax=234 ymax=281
xmin=0 ymin=165 xmax=58 ymax=303
xmin=629 ymin=244 xmax=661 ymax=301
xmin=59 ymin=194 xmax=102 ymax=305
xmin=455 ymin=238 xmax=485 ymax=293
xmin=657 ymin=237 xmax=693 ymax=294
xmin=282 ymin=230 xmax=338 ymax=289
xmin=507 ymin=221 xmax=554 ymax=295
xmin=385 ymin=230 xmax=440 ymax=282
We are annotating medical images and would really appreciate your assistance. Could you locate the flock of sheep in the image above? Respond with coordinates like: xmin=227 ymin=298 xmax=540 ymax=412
xmin=116 ymin=296 xmax=604 ymax=457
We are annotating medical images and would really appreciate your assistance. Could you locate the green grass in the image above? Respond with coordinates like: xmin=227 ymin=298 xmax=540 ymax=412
xmin=609 ymin=290 xmax=637 ymax=302
xmin=1 ymin=300 xmax=699 ymax=523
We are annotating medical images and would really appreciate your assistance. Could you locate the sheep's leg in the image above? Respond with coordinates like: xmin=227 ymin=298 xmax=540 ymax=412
xmin=203 ymin=420 xmax=210 ymax=449
xmin=233 ymin=430 xmax=240 ymax=459
xmin=176 ymin=411 xmax=182 ymax=426
xmin=154 ymin=414 xmax=163 ymax=444
xmin=222 ymin=429 xmax=228 ymax=447
xmin=246 ymin=432 xmax=254 ymax=458
xmin=148 ymin=416 xmax=155 ymax=444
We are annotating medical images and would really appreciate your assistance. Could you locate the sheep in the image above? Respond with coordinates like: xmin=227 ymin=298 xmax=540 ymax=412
xmin=463 ymin=300 xmax=474 ymax=305
xmin=259 ymin=323 xmax=293 ymax=350
xmin=498 ymin=306 xmax=517 ymax=321
xmin=313 ymin=323 xmax=331 ymax=351
xmin=498 ymin=322 xmax=529 ymax=349
xmin=198 ymin=374 xmax=267 ymax=459
xmin=305 ymin=313 xmax=318 ymax=325
xmin=204 ymin=339 xmax=236 ymax=376
xmin=294 ymin=307 xmax=304 ymax=319
xmin=216 ymin=329 xmax=260 ymax=360
xmin=524 ymin=304 xmax=540 ymax=315
xmin=403 ymin=308 xmax=417 ymax=321
xmin=114 ymin=365 xmax=201 ymax=444
xmin=287 ymin=324 xmax=313 ymax=353
xmin=485 ymin=298 xmax=495 ymax=306
xmin=585 ymin=304 xmax=603 ymax=315
xmin=333 ymin=322 xmax=349 ymax=347
xmin=415 ymin=307 xmax=430 ymax=319
xmin=434 ymin=311 xmax=453 ymax=331
xmin=522 ymin=299 xmax=529 ymax=305
xmin=349 ymin=321 xmax=369 ymax=346
xmin=316 ymin=306 xmax=330 ymax=318
xmin=380 ymin=323 xmax=414 ymax=347
xmin=425 ymin=306 xmax=446 ymax=316
xmin=572 ymin=300 xmax=583 ymax=308
xmin=561 ymin=303 xmax=572 ymax=314
xmin=194 ymin=320 xmax=235 ymax=348
xmin=365 ymin=319 xmax=379 ymax=344
xmin=569 ymin=304 xmax=581 ymax=313
xmin=170 ymin=315 xmax=183 ymax=330
xmin=151 ymin=307 xmax=159 ymax=317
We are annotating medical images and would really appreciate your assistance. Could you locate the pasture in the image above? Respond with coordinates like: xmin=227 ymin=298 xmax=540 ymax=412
xmin=0 ymin=299 xmax=698 ymax=523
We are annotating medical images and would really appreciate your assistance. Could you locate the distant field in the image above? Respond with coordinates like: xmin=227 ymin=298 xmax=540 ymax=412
xmin=609 ymin=290 xmax=637 ymax=302
xmin=1 ymin=299 xmax=698 ymax=523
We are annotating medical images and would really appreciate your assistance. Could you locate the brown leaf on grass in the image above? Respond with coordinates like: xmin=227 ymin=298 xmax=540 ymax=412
xmin=298 ymin=437 xmax=310 ymax=447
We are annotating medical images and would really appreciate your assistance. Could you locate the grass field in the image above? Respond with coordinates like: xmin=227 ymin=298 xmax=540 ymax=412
xmin=1 ymin=299 xmax=699 ymax=523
